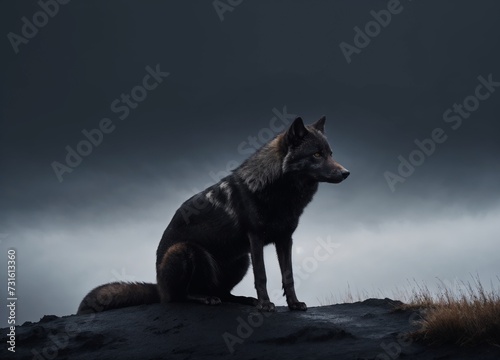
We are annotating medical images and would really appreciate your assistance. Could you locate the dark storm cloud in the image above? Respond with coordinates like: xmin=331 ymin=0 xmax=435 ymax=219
xmin=2 ymin=1 xmax=500 ymax=197
xmin=1 ymin=0 xmax=500 ymax=323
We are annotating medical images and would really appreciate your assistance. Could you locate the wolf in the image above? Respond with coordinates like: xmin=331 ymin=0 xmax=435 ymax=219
xmin=77 ymin=116 xmax=349 ymax=314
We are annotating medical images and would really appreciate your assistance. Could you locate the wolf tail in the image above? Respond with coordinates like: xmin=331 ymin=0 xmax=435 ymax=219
xmin=77 ymin=282 xmax=160 ymax=315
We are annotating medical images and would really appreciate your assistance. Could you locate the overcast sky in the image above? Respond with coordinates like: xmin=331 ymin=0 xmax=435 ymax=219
xmin=1 ymin=0 xmax=500 ymax=324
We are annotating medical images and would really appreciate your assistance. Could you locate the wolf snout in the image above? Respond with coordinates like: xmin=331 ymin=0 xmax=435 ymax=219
xmin=341 ymin=169 xmax=350 ymax=180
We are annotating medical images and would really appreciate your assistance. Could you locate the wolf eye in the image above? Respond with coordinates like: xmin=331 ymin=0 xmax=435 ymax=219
xmin=313 ymin=152 xmax=322 ymax=158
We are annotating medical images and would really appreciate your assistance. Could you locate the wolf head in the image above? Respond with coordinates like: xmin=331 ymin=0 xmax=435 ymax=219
xmin=235 ymin=116 xmax=349 ymax=192
xmin=282 ymin=116 xmax=350 ymax=184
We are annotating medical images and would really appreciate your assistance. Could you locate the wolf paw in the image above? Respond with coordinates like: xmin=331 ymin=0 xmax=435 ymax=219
xmin=204 ymin=296 xmax=222 ymax=305
xmin=288 ymin=301 xmax=307 ymax=311
xmin=256 ymin=300 xmax=276 ymax=312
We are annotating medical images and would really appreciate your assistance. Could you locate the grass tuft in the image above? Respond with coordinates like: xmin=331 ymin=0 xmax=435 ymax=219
xmin=408 ymin=275 xmax=500 ymax=346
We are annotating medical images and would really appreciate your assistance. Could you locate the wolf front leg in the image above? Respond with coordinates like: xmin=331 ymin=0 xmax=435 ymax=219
xmin=248 ymin=233 xmax=276 ymax=312
xmin=275 ymin=238 xmax=307 ymax=311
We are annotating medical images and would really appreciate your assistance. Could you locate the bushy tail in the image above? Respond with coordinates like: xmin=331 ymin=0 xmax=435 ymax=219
xmin=77 ymin=282 xmax=160 ymax=315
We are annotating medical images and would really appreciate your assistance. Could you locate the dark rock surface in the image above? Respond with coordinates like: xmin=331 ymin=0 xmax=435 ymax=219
xmin=2 ymin=299 xmax=499 ymax=359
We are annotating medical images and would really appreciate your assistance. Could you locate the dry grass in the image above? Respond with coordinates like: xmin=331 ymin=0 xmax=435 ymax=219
xmin=321 ymin=276 xmax=500 ymax=346
xmin=408 ymin=276 xmax=500 ymax=346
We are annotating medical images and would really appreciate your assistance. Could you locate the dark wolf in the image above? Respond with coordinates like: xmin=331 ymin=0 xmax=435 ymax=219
xmin=77 ymin=116 xmax=349 ymax=314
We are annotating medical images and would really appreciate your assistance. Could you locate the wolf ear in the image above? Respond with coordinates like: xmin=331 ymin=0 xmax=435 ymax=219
xmin=311 ymin=116 xmax=326 ymax=133
xmin=286 ymin=117 xmax=308 ymax=145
